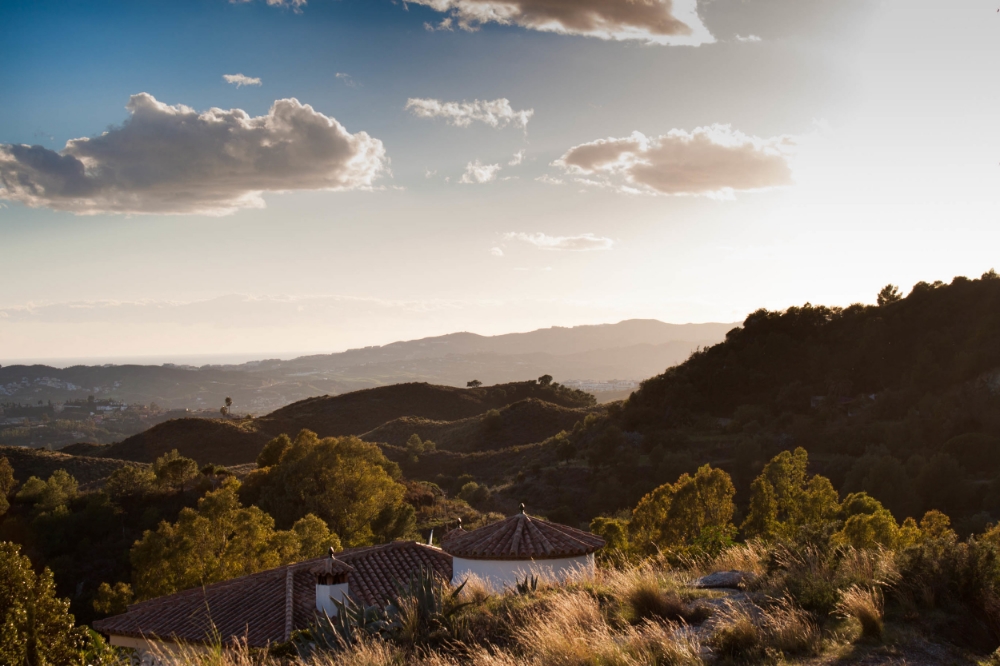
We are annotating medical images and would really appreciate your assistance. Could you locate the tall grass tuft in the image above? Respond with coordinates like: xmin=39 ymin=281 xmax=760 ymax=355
xmin=762 ymin=596 xmax=821 ymax=655
xmin=708 ymin=599 xmax=765 ymax=661
xmin=836 ymin=585 xmax=884 ymax=640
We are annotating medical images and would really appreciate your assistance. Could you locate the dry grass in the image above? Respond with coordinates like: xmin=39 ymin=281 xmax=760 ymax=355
xmin=704 ymin=541 xmax=769 ymax=579
xmin=602 ymin=564 xmax=705 ymax=624
xmin=762 ymin=596 xmax=822 ymax=656
xmin=455 ymin=573 xmax=493 ymax=604
xmin=708 ymin=599 xmax=765 ymax=661
xmin=836 ymin=585 xmax=884 ymax=640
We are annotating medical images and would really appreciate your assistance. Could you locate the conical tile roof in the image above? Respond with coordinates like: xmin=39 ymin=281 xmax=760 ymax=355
xmin=442 ymin=510 xmax=604 ymax=560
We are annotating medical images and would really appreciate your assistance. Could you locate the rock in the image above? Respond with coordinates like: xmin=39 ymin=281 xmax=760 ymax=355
xmin=691 ymin=570 xmax=750 ymax=589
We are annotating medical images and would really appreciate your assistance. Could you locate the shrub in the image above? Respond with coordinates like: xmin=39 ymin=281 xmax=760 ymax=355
xmin=709 ymin=599 xmax=765 ymax=661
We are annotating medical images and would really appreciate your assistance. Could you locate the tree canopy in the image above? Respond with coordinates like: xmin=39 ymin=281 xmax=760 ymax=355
xmin=130 ymin=477 xmax=338 ymax=599
xmin=240 ymin=430 xmax=413 ymax=547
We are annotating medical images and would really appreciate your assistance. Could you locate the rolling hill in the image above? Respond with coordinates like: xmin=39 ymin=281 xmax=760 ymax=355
xmin=91 ymin=381 xmax=597 ymax=466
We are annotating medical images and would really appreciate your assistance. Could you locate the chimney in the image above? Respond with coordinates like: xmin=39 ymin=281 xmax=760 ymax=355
xmin=311 ymin=548 xmax=353 ymax=617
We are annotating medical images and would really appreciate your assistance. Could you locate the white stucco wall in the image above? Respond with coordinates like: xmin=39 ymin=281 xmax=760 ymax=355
xmin=451 ymin=553 xmax=595 ymax=590
xmin=316 ymin=582 xmax=350 ymax=617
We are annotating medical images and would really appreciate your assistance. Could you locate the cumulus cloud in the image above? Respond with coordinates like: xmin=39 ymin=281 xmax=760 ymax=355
xmin=223 ymin=73 xmax=262 ymax=87
xmin=490 ymin=247 xmax=504 ymax=257
xmin=508 ymin=149 xmax=525 ymax=166
xmin=0 ymin=93 xmax=387 ymax=216
xmin=554 ymin=126 xmax=794 ymax=197
xmin=405 ymin=98 xmax=533 ymax=130
xmin=460 ymin=160 xmax=502 ymax=184
xmin=407 ymin=0 xmax=713 ymax=46
xmin=504 ymin=232 xmax=614 ymax=251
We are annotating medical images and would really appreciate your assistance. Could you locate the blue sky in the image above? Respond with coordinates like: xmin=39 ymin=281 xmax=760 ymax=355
xmin=2 ymin=0 xmax=998 ymax=361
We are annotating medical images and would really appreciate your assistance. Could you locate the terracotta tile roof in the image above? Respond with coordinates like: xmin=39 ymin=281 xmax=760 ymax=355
xmin=442 ymin=512 xmax=605 ymax=560
xmin=92 ymin=542 xmax=452 ymax=648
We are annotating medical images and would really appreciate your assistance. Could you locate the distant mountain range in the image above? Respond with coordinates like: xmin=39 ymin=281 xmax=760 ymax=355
xmin=0 ymin=319 xmax=733 ymax=413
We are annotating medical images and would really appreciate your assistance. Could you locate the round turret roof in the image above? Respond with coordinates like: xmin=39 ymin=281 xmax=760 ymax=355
xmin=442 ymin=511 xmax=605 ymax=560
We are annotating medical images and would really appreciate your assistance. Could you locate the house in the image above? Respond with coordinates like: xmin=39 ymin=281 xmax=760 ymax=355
xmin=92 ymin=511 xmax=604 ymax=664
xmin=441 ymin=504 xmax=605 ymax=590
xmin=92 ymin=541 xmax=451 ymax=665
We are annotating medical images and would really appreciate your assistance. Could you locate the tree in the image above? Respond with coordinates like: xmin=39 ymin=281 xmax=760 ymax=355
xmin=130 ymin=479 xmax=308 ymax=600
xmin=257 ymin=434 xmax=292 ymax=468
xmin=93 ymin=582 xmax=134 ymax=616
xmin=538 ymin=374 xmax=553 ymax=386
xmin=292 ymin=514 xmax=342 ymax=558
xmin=877 ymin=284 xmax=903 ymax=306
xmin=0 ymin=456 xmax=16 ymax=516
xmin=104 ymin=465 xmax=156 ymax=503
xmin=152 ymin=449 xmax=199 ymax=491
xmin=15 ymin=470 xmax=78 ymax=514
xmin=629 ymin=464 xmax=736 ymax=554
xmin=405 ymin=434 xmax=435 ymax=463
xmin=239 ymin=430 xmax=409 ymax=547
xmin=466 ymin=380 xmax=482 ymax=388
xmin=832 ymin=492 xmax=900 ymax=549
xmin=741 ymin=448 xmax=840 ymax=540
xmin=589 ymin=516 xmax=630 ymax=557
xmin=0 ymin=541 xmax=88 ymax=665
xmin=225 ymin=396 xmax=233 ymax=415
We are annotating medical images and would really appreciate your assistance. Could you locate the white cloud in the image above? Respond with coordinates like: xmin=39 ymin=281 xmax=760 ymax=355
xmin=424 ymin=168 xmax=438 ymax=178
xmin=490 ymin=247 xmax=504 ymax=257
xmin=406 ymin=0 xmax=713 ymax=46
xmin=405 ymin=98 xmax=533 ymax=130
xmin=230 ymin=0 xmax=306 ymax=10
xmin=508 ymin=149 xmax=525 ymax=166
xmin=0 ymin=93 xmax=387 ymax=216
xmin=535 ymin=174 xmax=564 ymax=186
xmin=504 ymin=232 xmax=614 ymax=251
xmin=223 ymin=73 xmax=262 ymax=88
xmin=554 ymin=126 xmax=794 ymax=197
xmin=459 ymin=160 xmax=502 ymax=184
xmin=424 ymin=17 xmax=454 ymax=31
xmin=335 ymin=72 xmax=357 ymax=87
xmin=736 ymin=34 xmax=762 ymax=42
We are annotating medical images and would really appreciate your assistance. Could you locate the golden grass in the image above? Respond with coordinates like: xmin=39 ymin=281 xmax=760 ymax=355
xmin=836 ymin=585 xmax=884 ymax=640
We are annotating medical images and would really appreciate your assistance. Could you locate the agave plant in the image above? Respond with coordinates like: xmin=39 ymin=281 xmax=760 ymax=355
xmin=386 ymin=566 xmax=471 ymax=645
xmin=513 ymin=574 xmax=539 ymax=595
xmin=296 ymin=596 xmax=398 ymax=655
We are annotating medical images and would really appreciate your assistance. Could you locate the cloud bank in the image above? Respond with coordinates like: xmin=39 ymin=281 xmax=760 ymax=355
xmin=407 ymin=0 xmax=713 ymax=45
xmin=554 ymin=126 xmax=794 ymax=197
xmin=406 ymin=98 xmax=533 ymax=130
xmin=505 ymin=232 xmax=614 ymax=251
xmin=223 ymin=73 xmax=262 ymax=87
xmin=460 ymin=160 xmax=502 ymax=183
xmin=0 ymin=93 xmax=387 ymax=215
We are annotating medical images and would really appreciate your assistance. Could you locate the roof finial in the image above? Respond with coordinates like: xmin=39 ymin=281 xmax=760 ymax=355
xmin=519 ymin=502 xmax=526 ymax=515
xmin=328 ymin=546 xmax=336 ymax=558
xmin=456 ymin=517 xmax=462 ymax=528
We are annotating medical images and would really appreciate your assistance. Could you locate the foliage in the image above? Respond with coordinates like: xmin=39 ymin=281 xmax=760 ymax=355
xmin=104 ymin=465 xmax=157 ymax=503
xmin=14 ymin=469 xmax=78 ymax=514
xmin=257 ymin=433 xmax=291 ymax=468
xmin=0 ymin=541 xmax=89 ymax=666
xmin=292 ymin=513 xmax=342 ymax=558
xmin=0 ymin=456 xmax=15 ymax=516
xmin=629 ymin=463 xmax=735 ymax=555
xmin=741 ymin=448 xmax=840 ymax=541
xmin=92 ymin=581 xmax=134 ymax=616
xmin=240 ymin=430 xmax=410 ymax=547
xmin=130 ymin=478 xmax=322 ymax=599
xmin=152 ymin=449 xmax=200 ymax=491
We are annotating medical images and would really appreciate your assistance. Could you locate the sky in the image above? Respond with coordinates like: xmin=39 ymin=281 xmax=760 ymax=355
xmin=1 ymin=0 xmax=999 ymax=363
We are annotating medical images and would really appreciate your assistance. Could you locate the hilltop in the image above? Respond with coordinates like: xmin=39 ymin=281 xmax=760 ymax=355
xmin=92 ymin=381 xmax=596 ymax=466
xmin=360 ymin=398 xmax=594 ymax=453
xmin=0 ymin=446 xmax=145 ymax=488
